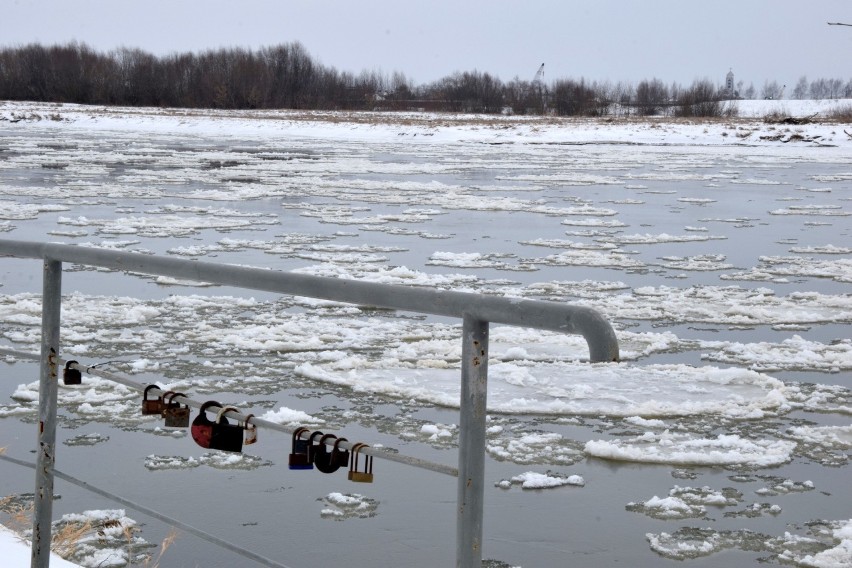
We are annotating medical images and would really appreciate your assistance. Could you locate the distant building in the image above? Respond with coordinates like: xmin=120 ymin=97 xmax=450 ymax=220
xmin=723 ymin=69 xmax=736 ymax=99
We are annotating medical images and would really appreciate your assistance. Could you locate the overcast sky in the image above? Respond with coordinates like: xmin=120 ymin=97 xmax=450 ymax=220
xmin=5 ymin=0 xmax=851 ymax=90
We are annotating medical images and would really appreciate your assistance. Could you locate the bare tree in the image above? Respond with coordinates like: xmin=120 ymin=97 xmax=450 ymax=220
xmin=635 ymin=78 xmax=669 ymax=115
xmin=792 ymin=76 xmax=808 ymax=99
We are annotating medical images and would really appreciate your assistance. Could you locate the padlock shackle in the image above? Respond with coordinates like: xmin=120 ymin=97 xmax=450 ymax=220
xmin=308 ymin=430 xmax=325 ymax=444
xmin=164 ymin=391 xmax=187 ymax=405
xmin=215 ymin=405 xmax=241 ymax=425
xmin=331 ymin=436 xmax=349 ymax=467
xmin=349 ymin=442 xmax=366 ymax=472
xmin=292 ymin=426 xmax=309 ymax=443
xmin=198 ymin=400 xmax=224 ymax=415
xmin=143 ymin=384 xmax=162 ymax=401
xmin=319 ymin=433 xmax=336 ymax=447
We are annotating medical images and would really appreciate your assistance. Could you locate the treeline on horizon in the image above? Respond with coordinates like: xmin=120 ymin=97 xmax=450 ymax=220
xmin=1 ymin=42 xmax=851 ymax=117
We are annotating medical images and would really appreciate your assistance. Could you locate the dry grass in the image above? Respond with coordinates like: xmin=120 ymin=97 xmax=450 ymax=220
xmin=51 ymin=519 xmax=93 ymax=558
xmin=143 ymin=528 xmax=178 ymax=568
xmin=2 ymin=490 xmax=176 ymax=567
xmin=825 ymin=103 xmax=852 ymax=121
xmin=0 ymin=492 xmax=33 ymax=533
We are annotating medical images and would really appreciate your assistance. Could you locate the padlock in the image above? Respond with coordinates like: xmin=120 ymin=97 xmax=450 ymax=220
xmin=289 ymin=427 xmax=313 ymax=470
xmin=331 ymin=437 xmax=350 ymax=471
xmin=209 ymin=405 xmax=244 ymax=453
xmin=306 ymin=431 xmax=325 ymax=464
xmin=313 ymin=434 xmax=339 ymax=474
xmin=163 ymin=392 xmax=190 ymax=428
xmin=244 ymin=414 xmax=258 ymax=445
xmin=63 ymin=360 xmax=81 ymax=385
xmin=348 ymin=443 xmax=374 ymax=483
xmin=141 ymin=384 xmax=165 ymax=415
xmin=190 ymin=400 xmax=223 ymax=449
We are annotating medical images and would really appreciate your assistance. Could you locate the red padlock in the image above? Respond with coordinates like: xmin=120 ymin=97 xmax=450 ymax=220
xmin=190 ymin=400 xmax=223 ymax=449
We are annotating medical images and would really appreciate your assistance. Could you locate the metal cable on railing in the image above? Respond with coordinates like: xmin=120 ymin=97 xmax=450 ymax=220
xmin=0 ymin=346 xmax=459 ymax=477
xmin=0 ymin=452 xmax=294 ymax=568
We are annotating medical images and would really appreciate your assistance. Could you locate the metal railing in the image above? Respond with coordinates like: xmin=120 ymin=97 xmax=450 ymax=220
xmin=0 ymin=238 xmax=619 ymax=568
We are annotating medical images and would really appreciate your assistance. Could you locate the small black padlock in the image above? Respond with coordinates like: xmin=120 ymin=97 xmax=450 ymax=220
xmin=141 ymin=384 xmax=165 ymax=415
xmin=163 ymin=392 xmax=190 ymax=428
xmin=210 ymin=405 xmax=244 ymax=453
xmin=307 ymin=431 xmax=325 ymax=464
xmin=314 ymin=434 xmax=339 ymax=474
xmin=63 ymin=360 xmax=81 ymax=385
xmin=191 ymin=400 xmax=223 ymax=449
xmin=331 ymin=437 xmax=350 ymax=471
xmin=289 ymin=427 xmax=313 ymax=470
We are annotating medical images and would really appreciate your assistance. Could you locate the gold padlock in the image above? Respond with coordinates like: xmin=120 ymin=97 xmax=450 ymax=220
xmin=347 ymin=443 xmax=373 ymax=483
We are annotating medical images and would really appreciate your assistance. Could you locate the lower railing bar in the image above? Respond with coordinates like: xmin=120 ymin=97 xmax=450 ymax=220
xmin=0 ymin=347 xmax=459 ymax=478
xmin=0 ymin=453 xmax=294 ymax=568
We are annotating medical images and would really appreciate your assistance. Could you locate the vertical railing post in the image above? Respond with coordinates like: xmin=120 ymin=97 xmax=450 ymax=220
xmin=32 ymin=258 xmax=62 ymax=568
xmin=457 ymin=315 xmax=489 ymax=568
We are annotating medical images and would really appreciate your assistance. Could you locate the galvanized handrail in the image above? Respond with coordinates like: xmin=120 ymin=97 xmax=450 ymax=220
xmin=0 ymin=238 xmax=619 ymax=568
xmin=0 ymin=239 xmax=619 ymax=362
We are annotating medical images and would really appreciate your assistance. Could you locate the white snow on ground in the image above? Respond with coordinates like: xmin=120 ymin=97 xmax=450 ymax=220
xmin=1 ymin=524 xmax=82 ymax=567
xmin=2 ymin=99 xmax=850 ymax=147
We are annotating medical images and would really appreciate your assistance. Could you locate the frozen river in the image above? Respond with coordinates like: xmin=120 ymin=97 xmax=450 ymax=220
xmin=1 ymin=103 xmax=851 ymax=567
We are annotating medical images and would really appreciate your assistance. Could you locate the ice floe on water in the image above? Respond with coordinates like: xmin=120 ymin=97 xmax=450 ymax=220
xmin=724 ymin=256 xmax=852 ymax=284
xmin=319 ymin=492 xmax=378 ymax=520
xmin=627 ymin=485 xmax=741 ymax=520
xmin=297 ymin=361 xmax=800 ymax=418
xmin=495 ymin=470 xmax=585 ymax=490
xmin=647 ymin=519 xmax=852 ymax=566
xmin=144 ymin=452 xmax=271 ymax=471
xmin=585 ymin=431 xmax=797 ymax=467
xmin=701 ymin=336 xmax=851 ymax=373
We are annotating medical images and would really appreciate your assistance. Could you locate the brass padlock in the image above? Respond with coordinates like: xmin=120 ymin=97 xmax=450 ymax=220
xmin=163 ymin=392 xmax=190 ymax=428
xmin=210 ymin=405 xmax=244 ymax=453
xmin=289 ymin=427 xmax=313 ymax=470
xmin=63 ymin=360 xmax=81 ymax=385
xmin=244 ymin=414 xmax=258 ymax=445
xmin=141 ymin=384 xmax=165 ymax=415
xmin=314 ymin=434 xmax=339 ymax=474
xmin=191 ymin=400 xmax=223 ymax=449
xmin=348 ymin=443 xmax=373 ymax=483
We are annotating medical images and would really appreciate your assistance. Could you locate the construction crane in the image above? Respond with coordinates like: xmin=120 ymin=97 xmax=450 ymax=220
xmin=527 ymin=63 xmax=547 ymax=114
xmin=531 ymin=63 xmax=545 ymax=87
